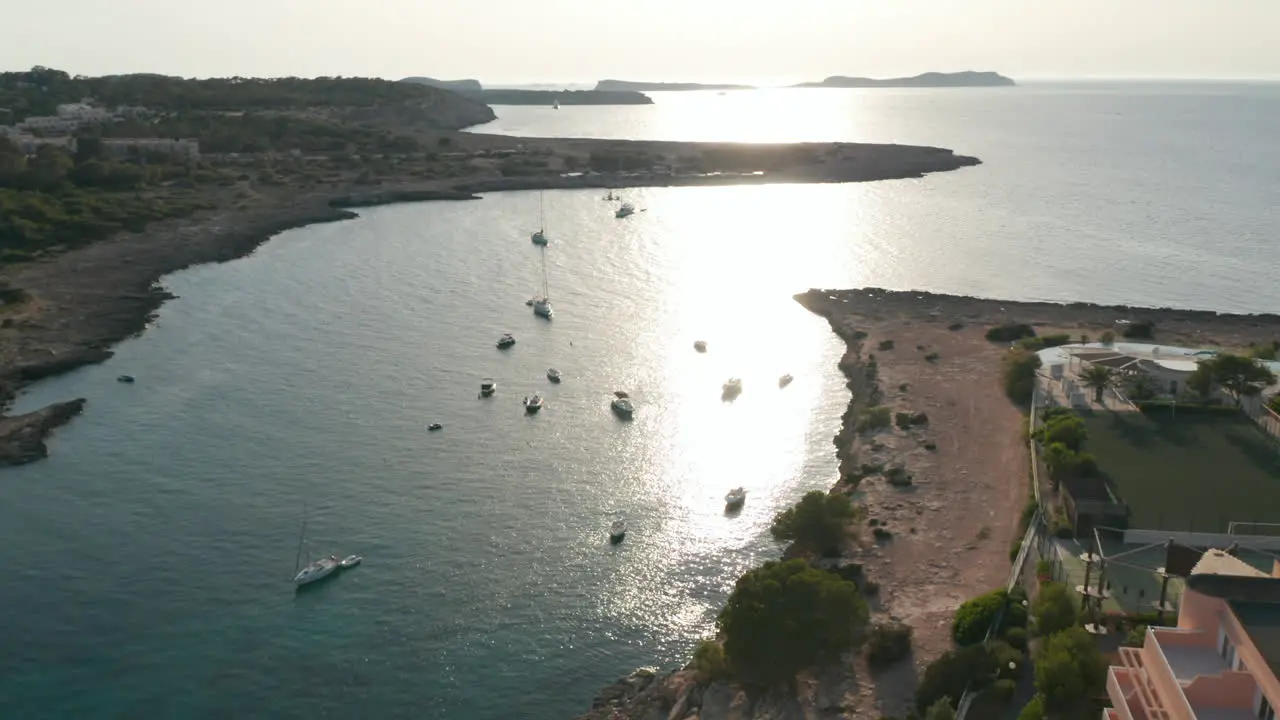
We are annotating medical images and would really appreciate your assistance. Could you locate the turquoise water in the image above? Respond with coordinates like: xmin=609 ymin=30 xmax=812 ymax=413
xmin=4 ymin=83 xmax=1280 ymax=719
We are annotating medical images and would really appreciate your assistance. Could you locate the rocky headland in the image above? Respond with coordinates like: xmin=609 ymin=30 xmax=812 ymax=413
xmin=574 ymin=288 xmax=1280 ymax=719
xmin=794 ymin=71 xmax=1016 ymax=88
xmin=0 ymin=132 xmax=980 ymax=465
xmin=401 ymin=77 xmax=654 ymax=105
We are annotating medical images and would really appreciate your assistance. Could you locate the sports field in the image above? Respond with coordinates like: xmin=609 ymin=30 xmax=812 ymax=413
xmin=1079 ymin=407 xmax=1280 ymax=533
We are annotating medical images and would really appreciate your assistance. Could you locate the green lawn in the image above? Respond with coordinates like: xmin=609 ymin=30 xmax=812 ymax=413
xmin=1079 ymin=408 xmax=1280 ymax=533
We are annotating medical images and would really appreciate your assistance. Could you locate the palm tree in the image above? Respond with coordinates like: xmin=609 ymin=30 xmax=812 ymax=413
xmin=1081 ymin=365 xmax=1114 ymax=404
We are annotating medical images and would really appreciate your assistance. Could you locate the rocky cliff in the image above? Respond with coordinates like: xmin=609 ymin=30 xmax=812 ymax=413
xmin=0 ymin=398 xmax=86 ymax=466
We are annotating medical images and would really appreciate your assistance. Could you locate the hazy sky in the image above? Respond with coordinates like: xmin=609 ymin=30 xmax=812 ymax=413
xmin=5 ymin=0 xmax=1279 ymax=83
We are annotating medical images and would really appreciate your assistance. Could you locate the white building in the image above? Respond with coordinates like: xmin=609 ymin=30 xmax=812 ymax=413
xmin=17 ymin=115 xmax=76 ymax=134
xmin=56 ymin=103 xmax=111 ymax=123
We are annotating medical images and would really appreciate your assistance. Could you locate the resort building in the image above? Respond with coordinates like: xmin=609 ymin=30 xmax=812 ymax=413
xmin=1106 ymin=548 xmax=1280 ymax=720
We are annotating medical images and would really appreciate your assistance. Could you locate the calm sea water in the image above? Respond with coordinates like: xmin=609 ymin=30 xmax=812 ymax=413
xmin=3 ymin=83 xmax=1279 ymax=719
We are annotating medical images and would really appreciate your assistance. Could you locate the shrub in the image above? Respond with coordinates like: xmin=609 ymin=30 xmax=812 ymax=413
xmin=1269 ymin=395 xmax=1280 ymax=415
xmin=1004 ymin=626 xmax=1028 ymax=651
xmin=1003 ymin=602 xmax=1029 ymax=633
xmin=915 ymin=644 xmax=998 ymax=713
xmin=692 ymin=639 xmax=730 ymax=683
xmin=1017 ymin=695 xmax=1045 ymax=720
xmin=991 ymin=640 xmax=1026 ymax=679
xmin=1001 ymin=349 xmax=1042 ymax=406
xmin=1038 ymin=414 xmax=1087 ymax=450
xmin=866 ymin=621 xmax=913 ymax=668
xmin=986 ymin=323 xmax=1036 ymax=342
xmin=923 ymin=698 xmax=956 ymax=720
xmin=1122 ymin=320 xmax=1155 ymax=339
xmin=1016 ymin=333 xmax=1071 ymax=352
xmin=884 ymin=465 xmax=913 ymax=487
xmin=948 ymin=322 xmax=964 ymax=331
xmin=873 ymin=526 xmax=893 ymax=540
xmin=1124 ymin=624 xmax=1148 ymax=648
xmin=924 ymin=352 xmax=941 ymax=362
xmin=952 ymin=589 xmax=1008 ymax=646
xmin=1032 ymin=582 xmax=1078 ymax=637
xmin=717 ymin=559 xmax=869 ymax=684
xmin=857 ymin=406 xmax=893 ymax=432
xmin=1100 ymin=330 xmax=1115 ymax=345
xmin=1034 ymin=627 xmax=1107 ymax=715
xmin=987 ymin=678 xmax=1017 ymax=705
xmin=1035 ymin=558 xmax=1053 ymax=582
xmin=878 ymin=339 xmax=895 ymax=351
xmin=770 ymin=490 xmax=860 ymax=556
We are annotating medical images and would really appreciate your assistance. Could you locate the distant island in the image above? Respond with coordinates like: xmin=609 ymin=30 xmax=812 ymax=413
xmin=401 ymin=77 xmax=651 ymax=106
xmin=793 ymin=71 xmax=1015 ymax=88
xmin=594 ymin=80 xmax=754 ymax=92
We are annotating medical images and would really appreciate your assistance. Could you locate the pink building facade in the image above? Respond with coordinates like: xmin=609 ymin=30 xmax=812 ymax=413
xmin=1105 ymin=550 xmax=1280 ymax=720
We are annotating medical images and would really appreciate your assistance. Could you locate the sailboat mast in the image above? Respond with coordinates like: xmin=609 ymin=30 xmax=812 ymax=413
xmin=541 ymin=247 xmax=549 ymax=299
xmin=539 ymin=192 xmax=545 ymax=232
xmin=294 ymin=500 xmax=308 ymax=572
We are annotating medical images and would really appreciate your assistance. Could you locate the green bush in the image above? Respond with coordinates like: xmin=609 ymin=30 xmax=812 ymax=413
xmin=857 ymin=406 xmax=893 ymax=432
xmin=1032 ymin=582 xmax=1078 ymax=636
xmin=866 ymin=621 xmax=913 ymax=668
xmin=1003 ymin=603 xmax=1029 ymax=633
xmin=1004 ymin=626 xmax=1028 ymax=651
xmin=1124 ymin=624 xmax=1148 ymax=648
xmin=878 ymin=339 xmax=895 ymax=351
xmin=915 ymin=644 xmax=997 ymax=713
xmin=952 ymin=589 xmax=1008 ymax=646
xmin=1016 ymin=695 xmax=1045 ymax=720
xmin=1034 ymin=627 xmax=1106 ymax=716
xmin=1001 ymin=350 xmax=1042 ymax=406
xmin=986 ymin=323 xmax=1036 ymax=342
xmin=1016 ymin=333 xmax=1071 ymax=352
xmin=770 ymin=490 xmax=860 ymax=557
xmin=1122 ymin=320 xmax=1155 ymax=339
xmin=717 ymin=559 xmax=868 ymax=684
xmin=692 ymin=639 xmax=730 ymax=683
xmin=1100 ymin=330 xmax=1115 ymax=345
xmin=923 ymin=698 xmax=956 ymax=720
xmin=1038 ymin=414 xmax=1087 ymax=451
xmin=986 ymin=678 xmax=1017 ymax=705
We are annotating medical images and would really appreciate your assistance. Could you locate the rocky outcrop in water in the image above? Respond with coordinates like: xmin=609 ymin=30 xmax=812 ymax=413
xmin=0 ymin=398 xmax=86 ymax=466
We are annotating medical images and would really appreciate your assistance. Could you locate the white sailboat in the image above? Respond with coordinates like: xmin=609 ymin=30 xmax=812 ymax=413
xmin=293 ymin=502 xmax=338 ymax=587
xmin=532 ymin=247 xmax=553 ymax=318
xmin=531 ymin=192 xmax=549 ymax=246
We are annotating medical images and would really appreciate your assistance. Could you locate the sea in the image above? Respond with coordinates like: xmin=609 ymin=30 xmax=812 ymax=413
xmin=2 ymin=82 xmax=1278 ymax=719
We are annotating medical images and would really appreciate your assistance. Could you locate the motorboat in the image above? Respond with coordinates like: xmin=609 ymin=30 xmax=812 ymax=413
xmin=547 ymin=368 xmax=562 ymax=383
xmin=294 ymin=555 xmax=340 ymax=586
xmin=497 ymin=334 xmax=516 ymax=349
xmin=428 ymin=423 xmax=443 ymax=432
xmin=524 ymin=394 xmax=544 ymax=413
xmin=725 ymin=487 xmax=747 ymax=509
xmin=339 ymin=555 xmax=362 ymax=568
xmin=722 ymin=378 xmax=743 ymax=399
xmin=531 ymin=230 xmax=548 ymax=246
xmin=778 ymin=374 xmax=794 ymax=388
xmin=613 ymin=390 xmax=630 ymax=399
xmin=552 ymin=99 xmax=561 ymax=110
xmin=609 ymin=519 xmax=627 ymax=544
xmin=117 ymin=374 xmax=135 ymax=383
xmin=480 ymin=378 xmax=497 ymax=396
xmin=611 ymin=397 xmax=634 ymax=419
xmin=603 ymin=190 xmax=617 ymax=201
xmin=615 ymin=202 xmax=635 ymax=218
xmin=533 ymin=297 xmax=553 ymax=319
xmin=693 ymin=341 xmax=707 ymax=353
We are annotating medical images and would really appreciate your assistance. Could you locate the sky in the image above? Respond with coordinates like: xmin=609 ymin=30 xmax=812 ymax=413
xmin=4 ymin=0 xmax=1279 ymax=83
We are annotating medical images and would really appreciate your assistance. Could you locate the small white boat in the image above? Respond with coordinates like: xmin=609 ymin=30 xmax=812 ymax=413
xmin=693 ymin=341 xmax=707 ymax=353
xmin=552 ymin=99 xmax=560 ymax=110
xmin=609 ymin=519 xmax=627 ymax=544
xmin=524 ymin=394 xmax=544 ymax=413
xmin=294 ymin=556 xmax=340 ymax=586
xmin=722 ymin=378 xmax=743 ymax=399
xmin=428 ymin=423 xmax=443 ymax=432
xmin=547 ymin=368 xmax=562 ymax=383
xmin=611 ymin=397 xmax=634 ymax=419
xmin=339 ymin=555 xmax=362 ymax=568
xmin=533 ymin=297 xmax=553 ymax=319
xmin=532 ymin=192 xmax=550 ymax=245
xmin=615 ymin=202 xmax=635 ymax=218
xmin=497 ymin=333 xmax=516 ymax=349
xmin=725 ymin=487 xmax=747 ymax=509
xmin=117 ymin=374 xmax=135 ymax=383
xmin=778 ymin=374 xmax=794 ymax=388
xmin=480 ymin=378 xmax=497 ymax=396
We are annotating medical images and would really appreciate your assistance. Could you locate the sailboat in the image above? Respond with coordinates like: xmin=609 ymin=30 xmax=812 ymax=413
xmin=293 ymin=502 xmax=339 ymax=587
xmin=531 ymin=192 xmax=549 ymax=246
xmin=532 ymin=246 xmax=553 ymax=318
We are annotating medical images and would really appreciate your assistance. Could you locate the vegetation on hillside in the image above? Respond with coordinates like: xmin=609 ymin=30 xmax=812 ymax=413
xmin=769 ymin=490 xmax=860 ymax=557
xmin=1188 ymin=353 xmax=1277 ymax=402
xmin=1001 ymin=348 xmax=1042 ymax=406
xmin=716 ymin=559 xmax=868 ymax=685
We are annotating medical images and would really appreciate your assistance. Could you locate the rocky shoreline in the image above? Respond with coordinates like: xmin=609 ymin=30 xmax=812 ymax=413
xmin=0 ymin=137 xmax=980 ymax=466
